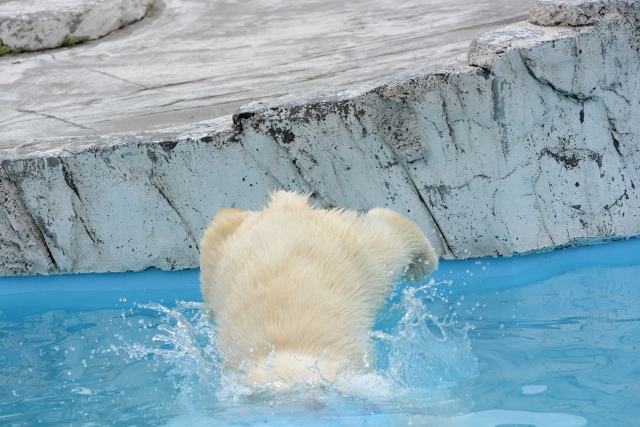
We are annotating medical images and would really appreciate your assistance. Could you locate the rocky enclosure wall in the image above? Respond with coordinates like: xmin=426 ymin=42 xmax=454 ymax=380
xmin=1 ymin=0 xmax=639 ymax=276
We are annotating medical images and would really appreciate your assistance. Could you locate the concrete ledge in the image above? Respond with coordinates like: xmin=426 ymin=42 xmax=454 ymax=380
xmin=0 ymin=0 xmax=150 ymax=52
xmin=1 ymin=0 xmax=639 ymax=275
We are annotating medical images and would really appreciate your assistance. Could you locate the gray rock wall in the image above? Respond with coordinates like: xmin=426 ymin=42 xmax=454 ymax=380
xmin=1 ymin=0 xmax=639 ymax=276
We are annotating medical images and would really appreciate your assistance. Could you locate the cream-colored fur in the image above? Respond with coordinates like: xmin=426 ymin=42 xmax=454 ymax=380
xmin=200 ymin=191 xmax=438 ymax=388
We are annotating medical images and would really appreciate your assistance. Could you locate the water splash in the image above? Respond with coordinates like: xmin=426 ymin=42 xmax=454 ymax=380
xmin=374 ymin=280 xmax=477 ymax=390
xmin=126 ymin=279 xmax=477 ymax=412
xmin=131 ymin=301 xmax=225 ymax=407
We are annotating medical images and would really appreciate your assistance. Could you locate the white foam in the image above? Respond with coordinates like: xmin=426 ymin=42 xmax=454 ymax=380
xmin=522 ymin=384 xmax=548 ymax=395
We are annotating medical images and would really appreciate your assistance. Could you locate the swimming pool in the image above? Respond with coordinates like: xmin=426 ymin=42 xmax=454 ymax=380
xmin=1 ymin=238 xmax=639 ymax=426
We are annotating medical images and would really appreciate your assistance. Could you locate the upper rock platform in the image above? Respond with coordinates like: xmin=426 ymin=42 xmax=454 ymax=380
xmin=0 ymin=0 xmax=535 ymax=149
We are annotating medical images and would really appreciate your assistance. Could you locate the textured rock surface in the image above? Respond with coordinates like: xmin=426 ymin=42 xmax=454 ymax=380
xmin=529 ymin=0 xmax=640 ymax=26
xmin=0 ymin=0 xmax=535 ymax=149
xmin=1 ymin=0 xmax=639 ymax=275
xmin=0 ymin=0 xmax=149 ymax=51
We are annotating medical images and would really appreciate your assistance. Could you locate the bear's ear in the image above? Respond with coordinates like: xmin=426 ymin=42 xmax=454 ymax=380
xmin=363 ymin=208 xmax=438 ymax=282
xmin=205 ymin=208 xmax=250 ymax=240
xmin=201 ymin=208 xmax=251 ymax=251
xmin=268 ymin=190 xmax=311 ymax=209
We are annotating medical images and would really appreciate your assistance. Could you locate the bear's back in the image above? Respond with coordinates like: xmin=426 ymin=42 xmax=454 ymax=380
xmin=207 ymin=198 xmax=385 ymax=370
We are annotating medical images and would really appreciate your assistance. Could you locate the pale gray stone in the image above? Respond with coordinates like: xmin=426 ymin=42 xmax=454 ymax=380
xmin=0 ymin=0 xmax=149 ymax=51
xmin=0 ymin=0 xmax=536 ymax=149
xmin=0 ymin=165 xmax=55 ymax=274
xmin=529 ymin=0 xmax=640 ymax=26
xmin=468 ymin=23 xmax=577 ymax=70
xmin=0 ymin=0 xmax=639 ymax=275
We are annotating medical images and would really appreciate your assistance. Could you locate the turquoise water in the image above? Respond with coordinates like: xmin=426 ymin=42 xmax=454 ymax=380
xmin=1 ymin=239 xmax=639 ymax=426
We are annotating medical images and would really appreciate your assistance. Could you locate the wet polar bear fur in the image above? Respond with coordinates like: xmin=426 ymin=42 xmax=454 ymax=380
xmin=200 ymin=191 xmax=438 ymax=389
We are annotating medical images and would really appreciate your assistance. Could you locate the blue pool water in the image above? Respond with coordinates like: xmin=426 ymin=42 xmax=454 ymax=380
xmin=1 ymin=239 xmax=639 ymax=426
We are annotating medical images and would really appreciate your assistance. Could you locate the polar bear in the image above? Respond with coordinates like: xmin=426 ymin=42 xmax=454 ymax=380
xmin=200 ymin=191 xmax=438 ymax=388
